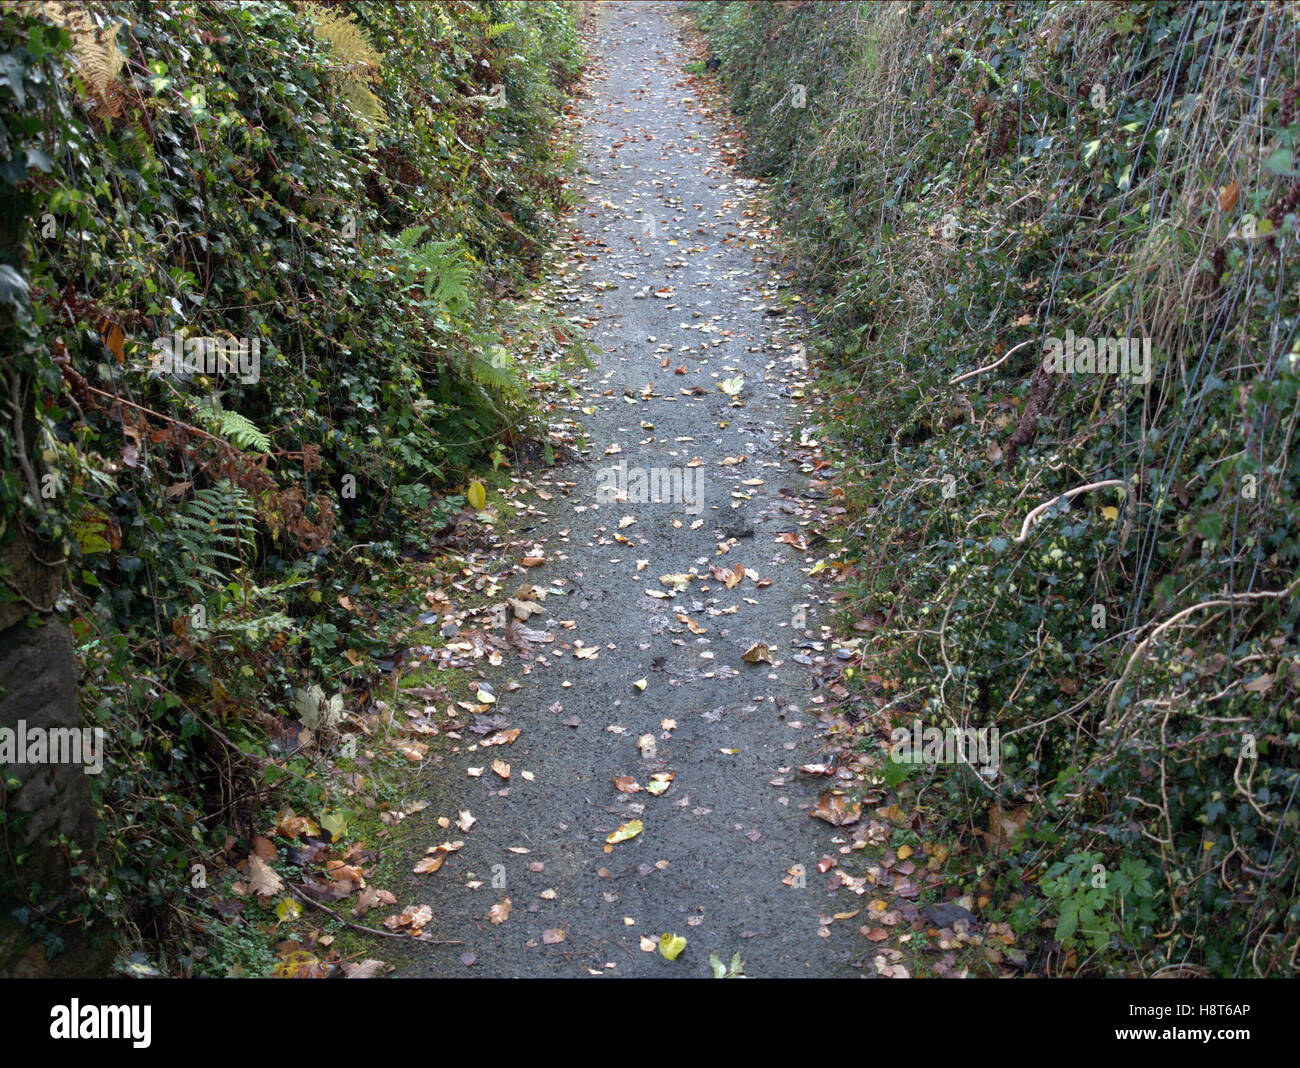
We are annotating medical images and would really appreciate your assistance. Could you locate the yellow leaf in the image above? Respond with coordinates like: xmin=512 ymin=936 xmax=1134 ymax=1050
xmin=275 ymin=897 xmax=302 ymax=922
xmin=658 ymin=932 xmax=687 ymax=960
xmin=319 ymin=809 xmax=348 ymax=840
xmin=1101 ymin=506 xmax=1119 ymax=521
xmin=467 ymin=480 xmax=487 ymax=511
xmin=272 ymin=949 xmax=327 ymax=978
xmin=607 ymin=819 xmax=643 ymax=844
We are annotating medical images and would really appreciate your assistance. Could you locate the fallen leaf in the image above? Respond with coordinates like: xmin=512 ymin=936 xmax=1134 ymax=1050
xmin=607 ymin=820 xmax=644 ymax=844
xmin=658 ymin=932 xmax=687 ymax=960
xmin=812 ymin=793 xmax=862 ymax=827
xmin=247 ymin=855 xmax=284 ymax=899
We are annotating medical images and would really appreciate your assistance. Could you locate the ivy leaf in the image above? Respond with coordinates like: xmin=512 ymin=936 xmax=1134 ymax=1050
xmin=0 ymin=264 xmax=29 ymax=309
xmin=1264 ymin=148 xmax=1298 ymax=177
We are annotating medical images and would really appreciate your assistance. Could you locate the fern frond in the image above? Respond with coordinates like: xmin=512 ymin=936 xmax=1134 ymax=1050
xmin=160 ymin=481 xmax=259 ymax=600
xmin=24 ymin=2 xmax=126 ymax=115
xmin=302 ymin=1 xmax=388 ymax=148
xmin=387 ymin=232 xmax=474 ymax=315
xmin=338 ymin=81 xmax=387 ymax=147
xmin=468 ymin=346 xmax=527 ymax=399
xmin=302 ymin=2 xmax=383 ymax=71
xmin=197 ymin=401 xmax=272 ymax=455
xmin=397 ymin=224 xmax=429 ymax=249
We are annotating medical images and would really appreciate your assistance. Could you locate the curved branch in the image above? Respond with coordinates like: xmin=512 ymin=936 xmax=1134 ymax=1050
xmin=949 ymin=338 xmax=1038 ymax=385
xmin=1103 ymin=577 xmax=1300 ymax=726
xmin=1012 ymin=480 xmax=1125 ymax=543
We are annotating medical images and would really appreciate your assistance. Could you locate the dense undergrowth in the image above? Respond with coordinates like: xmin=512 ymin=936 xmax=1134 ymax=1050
xmin=1 ymin=0 xmax=581 ymax=973
xmin=697 ymin=0 xmax=1299 ymax=976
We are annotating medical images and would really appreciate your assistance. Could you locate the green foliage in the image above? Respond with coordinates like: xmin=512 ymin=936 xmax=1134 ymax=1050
xmin=385 ymin=226 xmax=472 ymax=315
xmin=164 ymin=481 xmax=258 ymax=598
xmin=197 ymin=404 xmax=272 ymax=456
xmin=1039 ymin=853 xmax=1158 ymax=953
xmin=700 ymin=0 xmax=1300 ymax=976
xmin=1 ymin=0 xmax=581 ymax=973
xmin=708 ymin=951 xmax=746 ymax=978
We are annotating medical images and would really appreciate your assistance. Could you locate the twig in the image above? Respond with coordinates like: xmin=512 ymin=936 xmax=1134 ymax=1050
xmin=7 ymin=371 xmax=47 ymax=517
xmin=1103 ymin=576 xmax=1300 ymax=727
xmin=286 ymin=883 xmax=463 ymax=945
xmin=1012 ymin=480 xmax=1125 ymax=542
xmin=949 ymin=338 xmax=1037 ymax=385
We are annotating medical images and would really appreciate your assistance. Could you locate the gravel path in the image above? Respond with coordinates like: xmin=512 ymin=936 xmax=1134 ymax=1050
xmin=396 ymin=0 xmax=861 ymax=978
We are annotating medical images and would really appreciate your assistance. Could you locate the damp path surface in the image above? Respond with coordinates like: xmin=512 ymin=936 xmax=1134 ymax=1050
xmin=395 ymin=0 xmax=861 ymax=978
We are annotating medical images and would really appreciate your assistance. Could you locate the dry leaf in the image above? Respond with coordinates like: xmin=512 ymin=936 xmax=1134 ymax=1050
xmin=811 ymin=793 xmax=862 ymax=827
xmin=607 ymin=820 xmax=644 ymax=844
xmin=247 ymin=855 xmax=284 ymax=898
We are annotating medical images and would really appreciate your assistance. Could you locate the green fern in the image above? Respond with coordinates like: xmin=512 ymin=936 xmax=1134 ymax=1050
xmin=486 ymin=21 xmax=516 ymax=41
xmin=208 ymin=610 xmax=294 ymax=642
xmin=198 ymin=401 xmax=272 ymax=455
xmin=303 ymin=1 xmax=388 ymax=148
xmin=162 ymin=481 xmax=259 ymax=602
xmin=388 ymin=230 xmax=473 ymax=315
xmin=469 ymin=344 xmax=527 ymax=399
xmin=396 ymin=224 xmax=428 ymax=249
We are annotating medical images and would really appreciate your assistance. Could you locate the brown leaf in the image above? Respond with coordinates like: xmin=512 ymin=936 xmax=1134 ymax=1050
xmin=247 ymin=854 xmax=285 ymax=899
xmin=982 ymin=801 xmax=1031 ymax=850
xmin=811 ymin=793 xmax=862 ymax=827
xmin=353 ymin=886 xmax=395 ymax=917
xmin=251 ymin=835 xmax=278 ymax=861
xmin=414 ymin=841 xmax=463 ymax=874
